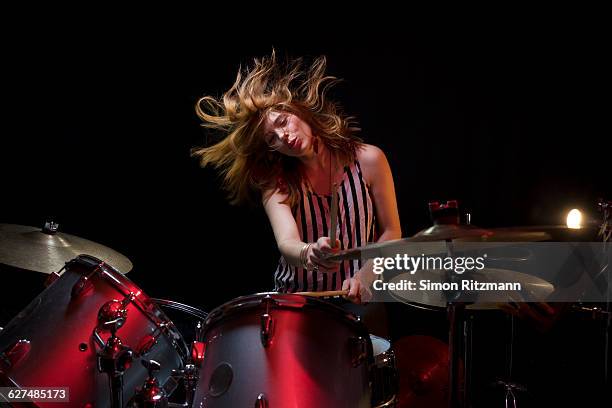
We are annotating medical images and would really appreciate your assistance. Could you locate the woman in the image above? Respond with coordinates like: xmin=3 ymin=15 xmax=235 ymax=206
xmin=192 ymin=52 xmax=401 ymax=303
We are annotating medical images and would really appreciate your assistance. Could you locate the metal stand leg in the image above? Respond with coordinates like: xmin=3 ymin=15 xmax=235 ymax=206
xmin=448 ymin=302 xmax=465 ymax=408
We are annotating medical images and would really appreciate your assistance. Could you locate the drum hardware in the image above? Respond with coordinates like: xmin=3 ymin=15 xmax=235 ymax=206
xmin=97 ymin=296 xmax=132 ymax=331
xmin=255 ymin=393 xmax=269 ymax=408
xmin=349 ymin=336 xmax=369 ymax=367
xmin=572 ymin=303 xmax=611 ymax=320
xmin=45 ymin=269 xmax=63 ymax=287
xmin=145 ymin=302 xmax=208 ymax=408
xmin=430 ymin=201 xmax=469 ymax=408
xmin=260 ymin=313 xmax=273 ymax=348
xmin=128 ymin=359 xmax=169 ymax=408
xmin=370 ymin=334 xmax=398 ymax=408
xmin=0 ymin=255 xmax=189 ymax=406
xmin=260 ymin=295 xmax=275 ymax=347
xmin=191 ymin=343 xmax=205 ymax=365
xmin=160 ymin=363 xmax=200 ymax=408
xmin=42 ymin=218 xmax=59 ymax=234
xmin=597 ymin=198 xmax=611 ymax=386
xmin=152 ymin=299 xmax=209 ymax=320
xmin=492 ymin=313 xmax=526 ymax=408
xmin=0 ymin=339 xmax=30 ymax=370
xmin=182 ymin=364 xmax=199 ymax=406
xmin=96 ymin=323 xmax=135 ymax=408
xmin=136 ymin=334 xmax=158 ymax=356
xmin=72 ymin=271 xmax=97 ymax=298
xmin=493 ymin=380 xmax=526 ymax=408
xmin=191 ymin=321 xmax=206 ymax=366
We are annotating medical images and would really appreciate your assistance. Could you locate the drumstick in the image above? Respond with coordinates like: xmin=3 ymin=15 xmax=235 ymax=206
xmin=330 ymin=183 xmax=338 ymax=248
xmin=295 ymin=290 xmax=349 ymax=298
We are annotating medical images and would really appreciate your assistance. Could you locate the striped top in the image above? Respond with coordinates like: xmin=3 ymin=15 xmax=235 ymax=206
xmin=274 ymin=160 xmax=377 ymax=292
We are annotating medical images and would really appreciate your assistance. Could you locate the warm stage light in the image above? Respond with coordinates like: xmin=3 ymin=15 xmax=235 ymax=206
xmin=566 ymin=209 xmax=583 ymax=229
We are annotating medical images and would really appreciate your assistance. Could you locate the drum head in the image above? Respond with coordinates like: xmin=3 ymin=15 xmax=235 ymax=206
xmin=370 ymin=334 xmax=391 ymax=356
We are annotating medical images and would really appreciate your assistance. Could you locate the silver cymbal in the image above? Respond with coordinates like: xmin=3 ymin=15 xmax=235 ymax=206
xmin=386 ymin=269 xmax=554 ymax=310
xmin=0 ymin=223 xmax=132 ymax=274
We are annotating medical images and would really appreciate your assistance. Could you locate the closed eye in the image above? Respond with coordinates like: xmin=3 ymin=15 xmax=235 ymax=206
xmin=275 ymin=114 xmax=288 ymax=127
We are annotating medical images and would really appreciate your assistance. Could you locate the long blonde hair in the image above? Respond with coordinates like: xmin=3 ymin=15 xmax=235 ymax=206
xmin=192 ymin=52 xmax=361 ymax=208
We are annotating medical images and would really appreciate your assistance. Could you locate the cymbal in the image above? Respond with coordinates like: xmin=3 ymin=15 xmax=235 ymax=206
xmin=0 ymin=223 xmax=133 ymax=274
xmin=387 ymin=268 xmax=554 ymax=310
xmin=323 ymin=238 xmax=449 ymax=261
xmin=413 ymin=223 xmax=496 ymax=241
xmin=324 ymin=224 xmax=595 ymax=262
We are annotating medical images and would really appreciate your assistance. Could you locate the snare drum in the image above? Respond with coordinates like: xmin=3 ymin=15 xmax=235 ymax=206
xmin=0 ymin=255 xmax=188 ymax=407
xmin=192 ymin=293 xmax=373 ymax=408
xmin=370 ymin=334 xmax=398 ymax=407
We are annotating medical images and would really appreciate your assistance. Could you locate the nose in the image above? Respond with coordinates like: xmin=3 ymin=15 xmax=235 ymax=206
xmin=276 ymin=128 xmax=289 ymax=141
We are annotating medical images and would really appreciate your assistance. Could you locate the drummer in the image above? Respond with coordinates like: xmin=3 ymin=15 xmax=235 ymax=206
xmin=192 ymin=52 xmax=401 ymax=304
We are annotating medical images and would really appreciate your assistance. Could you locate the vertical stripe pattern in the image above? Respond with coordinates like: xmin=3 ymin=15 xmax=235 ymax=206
xmin=274 ymin=161 xmax=376 ymax=292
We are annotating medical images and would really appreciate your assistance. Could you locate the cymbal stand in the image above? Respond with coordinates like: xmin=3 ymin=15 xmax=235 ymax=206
xmin=494 ymin=314 xmax=526 ymax=408
xmin=444 ymin=239 xmax=468 ymax=408
xmin=96 ymin=323 xmax=134 ymax=408
xmin=597 ymin=199 xmax=611 ymax=386
xmin=427 ymin=200 xmax=469 ymax=408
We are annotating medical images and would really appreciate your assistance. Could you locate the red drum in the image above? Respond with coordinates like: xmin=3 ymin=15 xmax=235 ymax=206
xmin=0 ymin=255 xmax=188 ymax=407
xmin=192 ymin=293 xmax=373 ymax=408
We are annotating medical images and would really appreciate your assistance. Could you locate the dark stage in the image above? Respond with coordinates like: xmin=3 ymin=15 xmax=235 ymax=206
xmin=1 ymin=15 xmax=610 ymax=408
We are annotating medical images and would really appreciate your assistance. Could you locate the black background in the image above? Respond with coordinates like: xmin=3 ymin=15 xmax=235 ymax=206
xmin=1 ymin=13 xmax=609 ymax=313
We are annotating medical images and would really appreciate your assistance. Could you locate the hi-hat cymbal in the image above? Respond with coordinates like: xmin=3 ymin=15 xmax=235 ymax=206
xmin=0 ymin=223 xmax=132 ymax=274
xmin=387 ymin=268 xmax=554 ymax=310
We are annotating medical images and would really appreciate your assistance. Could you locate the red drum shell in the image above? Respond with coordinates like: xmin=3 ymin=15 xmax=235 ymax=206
xmin=193 ymin=293 xmax=373 ymax=408
xmin=0 ymin=255 xmax=187 ymax=407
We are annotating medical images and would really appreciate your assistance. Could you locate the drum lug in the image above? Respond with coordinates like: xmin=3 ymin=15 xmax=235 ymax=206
xmin=44 ymin=271 xmax=61 ymax=287
xmin=255 ymin=393 xmax=268 ymax=408
xmin=136 ymin=334 xmax=158 ymax=356
xmin=97 ymin=299 xmax=128 ymax=332
xmin=0 ymin=339 xmax=31 ymax=369
xmin=349 ymin=336 xmax=368 ymax=367
xmin=191 ymin=341 xmax=206 ymax=367
xmin=71 ymin=275 xmax=94 ymax=298
xmin=260 ymin=295 xmax=276 ymax=348
xmin=260 ymin=313 xmax=274 ymax=347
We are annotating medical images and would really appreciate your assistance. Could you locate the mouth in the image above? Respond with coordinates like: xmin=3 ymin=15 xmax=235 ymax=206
xmin=288 ymin=138 xmax=299 ymax=149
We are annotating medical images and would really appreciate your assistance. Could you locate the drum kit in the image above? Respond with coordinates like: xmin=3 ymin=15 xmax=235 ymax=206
xmin=0 ymin=204 xmax=609 ymax=407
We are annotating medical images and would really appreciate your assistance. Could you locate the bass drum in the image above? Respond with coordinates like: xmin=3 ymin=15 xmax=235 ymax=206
xmin=192 ymin=293 xmax=373 ymax=408
xmin=0 ymin=255 xmax=188 ymax=407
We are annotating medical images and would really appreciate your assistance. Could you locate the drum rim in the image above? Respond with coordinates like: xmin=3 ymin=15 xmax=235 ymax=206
xmin=203 ymin=292 xmax=367 ymax=331
xmin=68 ymin=254 xmax=190 ymax=359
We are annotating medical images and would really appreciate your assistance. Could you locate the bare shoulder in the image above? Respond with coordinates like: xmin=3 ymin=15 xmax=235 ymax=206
xmin=355 ymin=144 xmax=390 ymax=184
xmin=356 ymin=143 xmax=386 ymax=164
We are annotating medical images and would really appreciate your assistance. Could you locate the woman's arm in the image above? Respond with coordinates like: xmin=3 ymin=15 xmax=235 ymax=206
xmin=343 ymin=144 xmax=402 ymax=301
xmin=358 ymin=144 xmax=402 ymax=242
xmin=263 ymin=189 xmax=338 ymax=270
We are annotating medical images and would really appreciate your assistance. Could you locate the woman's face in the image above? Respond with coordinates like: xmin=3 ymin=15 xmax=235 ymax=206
xmin=262 ymin=110 xmax=315 ymax=157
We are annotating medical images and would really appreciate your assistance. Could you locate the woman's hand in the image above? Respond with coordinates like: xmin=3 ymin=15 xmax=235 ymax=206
xmin=342 ymin=272 xmax=373 ymax=304
xmin=306 ymin=237 xmax=341 ymax=272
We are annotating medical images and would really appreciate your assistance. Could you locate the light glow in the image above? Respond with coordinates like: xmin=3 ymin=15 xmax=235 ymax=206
xmin=566 ymin=209 xmax=582 ymax=229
